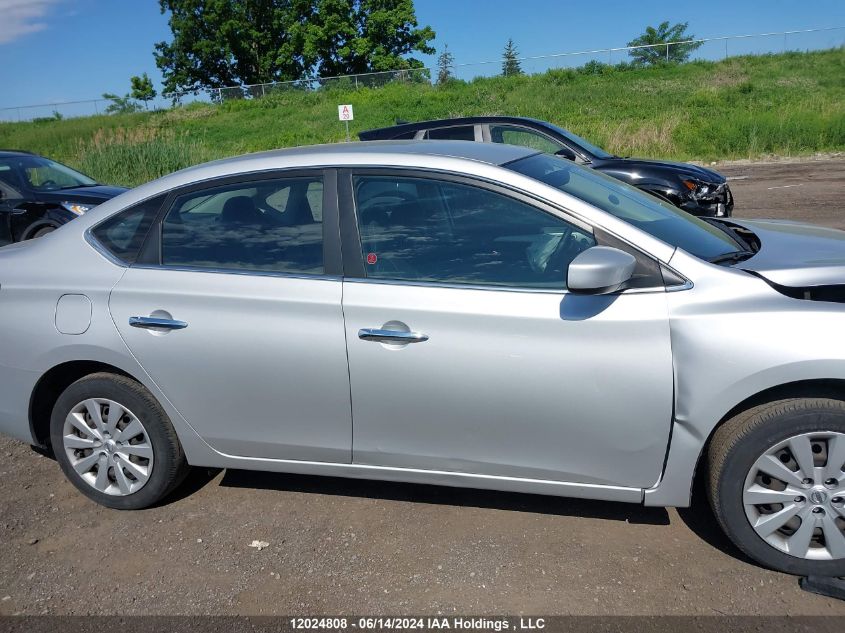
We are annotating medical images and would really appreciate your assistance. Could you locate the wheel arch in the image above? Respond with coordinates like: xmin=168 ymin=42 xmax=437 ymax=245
xmin=645 ymin=378 xmax=845 ymax=507
xmin=21 ymin=219 xmax=60 ymax=241
xmin=29 ymin=360 xmax=136 ymax=450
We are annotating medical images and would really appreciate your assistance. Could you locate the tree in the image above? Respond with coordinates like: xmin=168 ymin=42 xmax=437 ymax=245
xmin=130 ymin=73 xmax=158 ymax=109
xmin=154 ymin=0 xmax=436 ymax=95
xmin=436 ymin=44 xmax=454 ymax=84
xmin=502 ymin=38 xmax=522 ymax=76
xmin=290 ymin=0 xmax=435 ymax=77
xmin=101 ymin=93 xmax=143 ymax=115
xmin=626 ymin=21 xmax=703 ymax=66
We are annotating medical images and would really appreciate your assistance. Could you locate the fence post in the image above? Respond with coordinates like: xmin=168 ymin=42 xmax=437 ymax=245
xmin=355 ymin=75 xmax=359 ymax=89
xmin=608 ymin=49 xmax=612 ymax=65
xmin=262 ymin=83 xmax=266 ymax=97
xmin=666 ymin=43 xmax=670 ymax=62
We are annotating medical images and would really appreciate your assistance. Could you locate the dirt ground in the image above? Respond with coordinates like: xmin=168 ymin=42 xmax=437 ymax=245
xmin=719 ymin=157 xmax=845 ymax=228
xmin=1 ymin=159 xmax=844 ymax=617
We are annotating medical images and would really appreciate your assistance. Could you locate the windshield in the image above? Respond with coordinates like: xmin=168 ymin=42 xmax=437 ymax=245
xmin=507 ymin=153 xmax=744 ymax=261
xmin=0 ymin=156 xmax=97 ymax=192
xmin=543 ymin=123 xmax=615 ymax=160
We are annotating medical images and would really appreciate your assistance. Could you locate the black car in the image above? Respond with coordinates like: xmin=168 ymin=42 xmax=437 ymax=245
xmin=359 ymin=116 xmax=733 ymax=218
xmin=0 ymin=150 xmax=127 ymax=245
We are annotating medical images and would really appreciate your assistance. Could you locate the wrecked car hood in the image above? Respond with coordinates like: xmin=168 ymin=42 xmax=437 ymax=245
xmin=728 ymin=218 xmax=845 ymax=287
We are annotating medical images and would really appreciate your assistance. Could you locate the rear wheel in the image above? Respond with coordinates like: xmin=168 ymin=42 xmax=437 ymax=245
xmin=31 ymin=225 xmax=57 ymax=238
xmin=50 ymin=372 xmax=190 ymax=509
xmin=707 ymin=398 xmax=845 ymax=575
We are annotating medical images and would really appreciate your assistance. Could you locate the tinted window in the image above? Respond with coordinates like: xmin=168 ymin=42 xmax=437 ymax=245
xmin=354 ymin=176 xmax=595 ymax=289
xmin=426 ymin=126 xmax=475 ymax=141
xmin=0 ymin=160 xmax=23 ymax=192
xmin=161 ymin=177 xmax=323 ymax=274
xmin=0 ymin=156 xmax=96 ymax=191
xmin=490 ymin=125 xmax=561 ymax=154
xmin=507 ymin=153 xmax=741 ymax=260
xmin=91 ymin=195 xmax=164 ymax=264
xmin=544 ymin=123 xmax=615 ymax=160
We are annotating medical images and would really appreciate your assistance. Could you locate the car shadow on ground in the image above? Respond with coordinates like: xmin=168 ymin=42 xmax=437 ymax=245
xmin=164 ymin=466 xmax=762 ymax=565
xmin=675 ymin=477 xmax=755 ymax=566
xmin=216 ymin=468 xmax=671 ymax=526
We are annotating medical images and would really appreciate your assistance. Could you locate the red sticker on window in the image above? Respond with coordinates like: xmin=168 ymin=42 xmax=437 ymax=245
xmin=366 ymin=253 xmax=378 ymax=265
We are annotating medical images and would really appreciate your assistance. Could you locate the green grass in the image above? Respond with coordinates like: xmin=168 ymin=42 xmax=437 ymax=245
xmin=2 ymin=49 xmax=843 ymax=187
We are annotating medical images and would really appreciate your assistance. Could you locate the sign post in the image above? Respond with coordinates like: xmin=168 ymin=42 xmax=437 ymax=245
xmin=338 ymin=104 xmax=353 ymax=142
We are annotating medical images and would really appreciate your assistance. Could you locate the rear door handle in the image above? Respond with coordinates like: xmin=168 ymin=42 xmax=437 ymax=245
xmin=129 ymin=316 xmax=188 ymax=330
xmin=358 ymin=328 xmax=428 ymax=344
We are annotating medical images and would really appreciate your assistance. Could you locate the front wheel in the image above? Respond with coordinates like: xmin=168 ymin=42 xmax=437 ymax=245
xmin=50 ymin=372 xmax=190 ymax=510
xmin=707 ymin=398 xmax=845 ymax=575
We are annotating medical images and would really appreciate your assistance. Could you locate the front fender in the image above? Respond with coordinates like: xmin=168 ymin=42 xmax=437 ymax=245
xmin=644 ymin=361 xmax=845 ymax=507
xmin=644 ymin=251 xmax=845 ymax=506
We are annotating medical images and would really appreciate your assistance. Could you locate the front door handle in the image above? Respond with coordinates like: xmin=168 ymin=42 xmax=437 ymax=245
xmin=129 ymin=316 xmax=188 ymax=330
xmin=358 ymin=328 xmax=428 ymax=344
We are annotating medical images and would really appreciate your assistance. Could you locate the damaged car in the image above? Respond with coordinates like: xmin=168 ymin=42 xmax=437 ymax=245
xmin=0 ymin=141 xmax=843 ymax=577
xmin=359 ymin=116 xmax=734 ymax=218
xmin=0 ymin=150 xmax=127 ymax=245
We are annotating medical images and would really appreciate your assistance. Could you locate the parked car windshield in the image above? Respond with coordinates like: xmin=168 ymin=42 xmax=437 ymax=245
xmin=0 ymin=156 xmax=97 ymax=191
xmin=507 ymin=153 xmax=744 ymax=261
xmin=543 ymin=123 xmax=615 ymax=160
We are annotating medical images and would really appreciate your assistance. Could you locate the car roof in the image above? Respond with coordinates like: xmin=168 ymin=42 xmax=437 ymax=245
xmin=360 ymin=116 xmax=550 ymax=138
xmin=0 ymin=149 xmax=36 ymax=157
xmin=177 ymin=139 xmax=538 ymax=176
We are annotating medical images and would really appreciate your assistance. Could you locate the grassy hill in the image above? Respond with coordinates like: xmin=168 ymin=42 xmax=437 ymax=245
xmin=1 ymin=48 xmax=843 ymax=187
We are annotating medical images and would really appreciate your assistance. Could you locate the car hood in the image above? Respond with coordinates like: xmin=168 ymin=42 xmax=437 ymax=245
xmin=597 ymin=157 xmax=727 ymax=184
xmin=728 ymin=218 xmax=845 ymax=287
xmin=35 ymin=184 xmax=128 ymax=204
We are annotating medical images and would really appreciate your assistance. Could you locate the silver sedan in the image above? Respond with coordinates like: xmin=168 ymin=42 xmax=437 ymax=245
xmin=1 ymin=141 xmax=844 ymax=576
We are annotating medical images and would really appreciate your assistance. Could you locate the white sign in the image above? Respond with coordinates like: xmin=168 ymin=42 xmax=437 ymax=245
xmin=338 ymin=104 xmax=354 ymax=121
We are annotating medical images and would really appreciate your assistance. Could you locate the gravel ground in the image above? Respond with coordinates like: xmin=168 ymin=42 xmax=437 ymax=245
xmin=1 ymin=159 xmax=844 ymax=616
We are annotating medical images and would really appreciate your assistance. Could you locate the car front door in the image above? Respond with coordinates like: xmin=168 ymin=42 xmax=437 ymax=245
xmin=108 ymin=171 xmax=352 ymax=462
xmin=341 ymin=170 xmax=674 ymax=488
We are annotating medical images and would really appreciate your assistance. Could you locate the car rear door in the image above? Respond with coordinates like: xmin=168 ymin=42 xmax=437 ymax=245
xmin=340 ymin=169 xmax=674 ymax=488
xmin=108 ymin=170 xmax=352 ymax=462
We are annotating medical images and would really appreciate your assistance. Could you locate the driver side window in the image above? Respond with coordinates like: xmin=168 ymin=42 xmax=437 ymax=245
xmin=353 ymin=175 xmax=595 ymax=289
xmin=161 ymin=176 xmax=324 ymax=274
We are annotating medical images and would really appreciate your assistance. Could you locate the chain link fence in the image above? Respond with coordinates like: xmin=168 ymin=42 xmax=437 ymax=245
xmin=2 ymin=26 xmax=843 ymax=122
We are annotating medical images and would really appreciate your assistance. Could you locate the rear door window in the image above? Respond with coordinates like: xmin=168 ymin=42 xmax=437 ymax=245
xmin=160 ymin=177 xmax=324 ymax=274
xmin=425 ymin=126 xmax=477 ymax=141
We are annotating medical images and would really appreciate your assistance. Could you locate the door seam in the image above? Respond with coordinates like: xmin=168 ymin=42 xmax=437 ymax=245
xmin=340 ymin=279 xmax=356 ymax=465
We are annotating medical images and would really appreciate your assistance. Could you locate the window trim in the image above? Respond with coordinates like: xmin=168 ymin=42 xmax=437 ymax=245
xmin=340 ymin=167 xmax=606 ymax=293
xmin=132 ymin=168 xmax=342 ymax=278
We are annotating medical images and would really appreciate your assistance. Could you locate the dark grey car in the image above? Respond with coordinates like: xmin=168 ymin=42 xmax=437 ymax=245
xmin=359 ymin=116 xmax=733 ymax=218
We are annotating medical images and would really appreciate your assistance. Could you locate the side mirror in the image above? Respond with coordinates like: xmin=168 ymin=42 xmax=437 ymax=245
xmin=554 ymin=146 xmax=577 ymax=161
xmin=567 ymin=246 xmax=636 ymax=295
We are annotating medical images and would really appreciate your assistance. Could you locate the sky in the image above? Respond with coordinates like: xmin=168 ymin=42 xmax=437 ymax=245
xmin=0 ymin=0 xmax=844 ymax=115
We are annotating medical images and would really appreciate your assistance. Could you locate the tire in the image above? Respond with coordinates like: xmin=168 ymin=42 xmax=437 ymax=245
xmin=707 ymin=398 xmax=845 ymax=576
xmin=31 ymin=225 xmax=57 ymax=239
xmin=50 ymin=372 xmax=190 ymax=510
